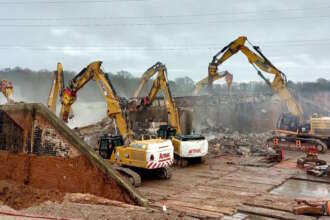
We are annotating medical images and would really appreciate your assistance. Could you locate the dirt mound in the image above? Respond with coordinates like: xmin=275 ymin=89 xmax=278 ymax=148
xmin=0 ymin=180 xmax=64 ymax=210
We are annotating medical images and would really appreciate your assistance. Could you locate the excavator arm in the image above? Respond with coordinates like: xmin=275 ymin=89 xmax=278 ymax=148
xmin=47 ymin=62 xmax=64 ymax=113
xmin=133 ymin=62 xmax=162 ymax=98
xmin=210 ymin=36 xmax=303 ymax=120
xmin=0 ymin=79 xmax=13 ymax=103
xmin=193 ymin=70 xmax=233 ymax=95
xmin=59 ymin=61 xmax=132 ymax=142
xmin=135 ymin=62 xmax=182 ymax=134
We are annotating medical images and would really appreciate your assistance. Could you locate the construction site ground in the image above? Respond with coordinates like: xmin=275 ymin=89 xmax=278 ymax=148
xmin=1 ymin=150 xmax=330 ymax=220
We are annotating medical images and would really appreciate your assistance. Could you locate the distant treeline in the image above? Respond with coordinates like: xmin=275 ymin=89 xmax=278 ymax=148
xmin=227 ymin=78 xmax=330 ymax=94
xmin=0 ymin=66 xmax=329 ymax=103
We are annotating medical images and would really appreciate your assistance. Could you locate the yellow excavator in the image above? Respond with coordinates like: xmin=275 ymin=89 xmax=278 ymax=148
xmin=0 ymin=80 xmax=14 ymax=103
xmin=47 ymin=63 xmax=64 ymax=113
xmin=193 ymin=70 xmax=233 ymax=95
xmin=210 ymin=36 xmax=328 ymax=153
xmin=132 ymin=62 xmax=182 ymax=133
xmin=47 ymin=63 xmax=75 ymax=119
xmin=131 ymin=62 xmax=208 ymax=166
xmin=59 ymin=61 xmax=174 ymax=186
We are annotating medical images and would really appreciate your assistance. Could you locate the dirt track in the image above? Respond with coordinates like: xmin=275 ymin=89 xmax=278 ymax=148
xmin=138 ymin=151 xmax=330 ymax=219
xmin=1 ymin=151 xmax=330 ymax=219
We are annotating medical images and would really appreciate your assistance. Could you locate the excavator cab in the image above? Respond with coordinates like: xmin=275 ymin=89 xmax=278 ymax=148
xmin=157 ymin=125 xmax=208 ymax=166
xmin=157 ymin=125 xmax=177 ymax=139
xmin=98 ymin=134 xmax=124 ymax=159
xmin=277 ymin=113 xmax=310 ymax=133
xmin=157 ymin=125 xmax=205 ymax=141
xmin=277 ymin=113 xmax=300 ymax=132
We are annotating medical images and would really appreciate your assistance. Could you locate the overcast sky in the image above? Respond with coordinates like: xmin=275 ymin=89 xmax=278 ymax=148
xmin=0 ymin=0 xmax=329 ymax=82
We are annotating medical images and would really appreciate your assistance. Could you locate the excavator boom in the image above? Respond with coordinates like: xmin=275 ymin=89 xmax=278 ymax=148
xmin=47 ymin=62 xmax=64 ymax=113
xmin=210 ymin=36 xmax=303 ymax=120
xmin=133 ymin=62 xmax=162 ymax=98
xmin=59 ymin=61 xmax=131 ymax=142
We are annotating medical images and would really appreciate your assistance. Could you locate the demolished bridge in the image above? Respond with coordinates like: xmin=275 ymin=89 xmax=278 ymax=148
xmin=0 ymin=103 xmax=147 ymax=207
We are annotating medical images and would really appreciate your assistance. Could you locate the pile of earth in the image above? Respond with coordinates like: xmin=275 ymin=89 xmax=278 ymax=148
xmin=0 ymin=180 xmax=64 ymax=210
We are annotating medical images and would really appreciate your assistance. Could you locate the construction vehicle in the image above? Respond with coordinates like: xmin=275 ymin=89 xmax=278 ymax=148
xmin=0 ymin=80 xmax=14 ymax=103
xmin=47 ymin=63 xmax=64 ymax=113
xmin=210 ymin=36 xmax=328 ymax=154
xmin=47 ymin=63 xmax=75 ymax=119
xmin=131 ymin=62 xmax=208 ymax=167
xmin=193 ymin=70 xmax=233 ymax=95
xmin=59 ymin=61 xmax=174 ymax=186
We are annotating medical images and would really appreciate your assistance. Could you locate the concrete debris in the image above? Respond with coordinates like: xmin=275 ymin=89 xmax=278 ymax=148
xmin=293 ymin=199 xmax=330 ymax=216
xmin=74 ymin=117 xmax=116 ymax=150
xmin=208 ymin=131 xmax=273 ymax=157
xmin=307 ymin=165 xmax=329 ymax=177
xmin=199 ymin=118 xmax=233 ymax=134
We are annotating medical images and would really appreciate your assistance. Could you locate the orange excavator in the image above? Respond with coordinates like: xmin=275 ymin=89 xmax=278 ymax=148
xmin=0 ymin=80 xmax=14 ymax=103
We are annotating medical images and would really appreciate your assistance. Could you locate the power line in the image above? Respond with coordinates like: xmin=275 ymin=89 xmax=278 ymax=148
xmin=1 ymin=39 xmax=330 ymax=48
xmin=1 ymin=39 xmax=330 ymax=47
xmin=0 ymin=15 xmax=329 ymax=28
xmin=0 ymin=41 xmax=329 ymax=52
xmin=6 ymin=38 xmax=330 ymax=46
xmin=1 ymin=6 xmax=330 ymax=20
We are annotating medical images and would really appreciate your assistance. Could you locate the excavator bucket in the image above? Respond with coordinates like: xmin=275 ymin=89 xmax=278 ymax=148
xmin=0 ymin=80 xmax=14 ymax=103
xmin=225 ymin=73 xmax=233 ymax=88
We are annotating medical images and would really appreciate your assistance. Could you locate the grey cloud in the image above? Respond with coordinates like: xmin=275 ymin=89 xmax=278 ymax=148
xmin=0 ymin=0 xmax=329 ymax=82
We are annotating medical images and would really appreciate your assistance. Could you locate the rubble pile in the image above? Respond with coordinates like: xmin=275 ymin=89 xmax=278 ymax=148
xmin=75 ymin=118 xmax=163 ymax=150
xmin=131 ymin=121 xmax=155 ymax=138
xmin=199 ymin=118 xmax=233 ymax=134
xmin=0 ymin=180 xmax=64 ymax=210
xmin=74 ymin=117 xmax=116 ymax=150
xmin=208 ymin=131 xmax=274 ymax=157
